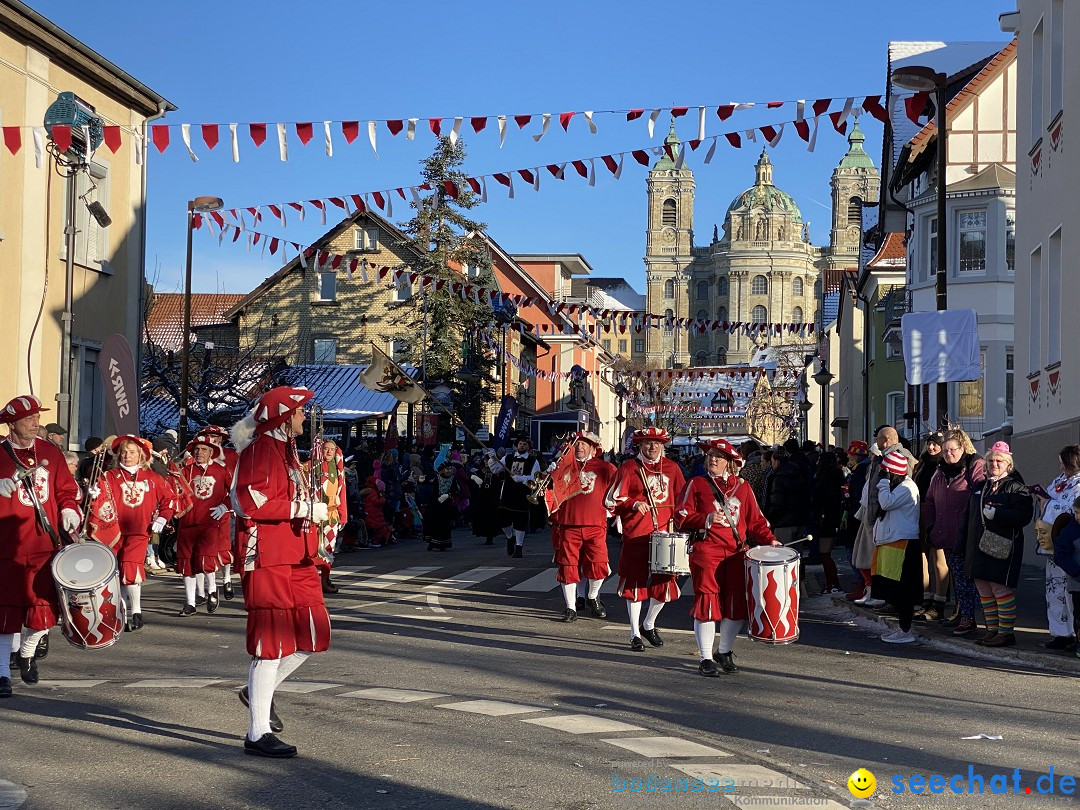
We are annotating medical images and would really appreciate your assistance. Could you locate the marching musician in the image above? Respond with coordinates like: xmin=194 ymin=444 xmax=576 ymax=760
xmin=310 ymin=438 xmax=347 ymax=592
xmin=229 ymin=387 xmax=329 ymax=759
xmin=676 ymin=438 xmax=779 ymax=677
xmin=499 ymin=433 xmax=540 ymax=558
xmin=603 ymin=427 xmax=686 ymax=652
xmin=202 ymin=425 xmax=238 ymax=600
xmin=0 ymin=395 xmax=82 ymax=695
xmin=549 ymin=431 xmax=616 ymax=622
xmin=176 ymin=434 xmax=231 ymax=616
xmin=88 ymin=436 xmax=175 ymax=632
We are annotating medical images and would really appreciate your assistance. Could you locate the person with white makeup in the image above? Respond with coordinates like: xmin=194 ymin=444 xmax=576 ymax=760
xmin=0 ymin=395 xmax=82 ymax=696
xmin=89 ymin=435 xmax=175 ymax=632
xmin=230 ymin=387 xmax=329 ymax=758
xmin=676 ymin=438 xmax=779 ymax=676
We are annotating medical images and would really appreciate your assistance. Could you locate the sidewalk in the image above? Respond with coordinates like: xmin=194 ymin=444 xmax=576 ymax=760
xmin=806 ymin=558 xmax=1080 ymax=675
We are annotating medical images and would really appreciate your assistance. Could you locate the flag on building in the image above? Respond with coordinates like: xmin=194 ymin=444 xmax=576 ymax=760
xmin=359 ymin=345 xmax=426 ymax=404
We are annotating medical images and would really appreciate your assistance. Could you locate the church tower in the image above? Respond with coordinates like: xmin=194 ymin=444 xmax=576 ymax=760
xmin=827 ymin=119 xmax=880 ymax=271
xmin=644 ymin=122 xmax=694 ymax=368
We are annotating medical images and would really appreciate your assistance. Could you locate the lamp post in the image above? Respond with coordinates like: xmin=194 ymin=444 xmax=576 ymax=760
xmin=813 ymin=365 xmax=834 ymax=449
xmin=893 ymin=66 xmax=948 ymax=428
xmin=179 ymin=196 xmax=224 ymax=447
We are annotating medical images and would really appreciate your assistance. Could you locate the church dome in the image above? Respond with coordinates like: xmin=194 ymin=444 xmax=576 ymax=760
xmin=724 ymin=149 xmax=803 ymax=225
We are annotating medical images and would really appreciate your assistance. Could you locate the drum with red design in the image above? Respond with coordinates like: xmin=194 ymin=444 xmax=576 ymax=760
xmin=51 ymin=541 xmax=126 ymax=650
xmin=744 ymin=545 xmax=800 ymax=644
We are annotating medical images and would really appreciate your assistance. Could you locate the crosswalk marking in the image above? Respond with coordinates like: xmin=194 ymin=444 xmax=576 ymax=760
xmin=338 ymin=687 xmax=450 ymax=702
xmin=37 ymin=680 xmax=109 ymax=688
xmin=324 ymin=566 xmax=374 ymax=578
xmin=125 ymin=678 xmax=222 ymax=688
xmin=273 ymin=681 xmax=341 ymax=694
xmin=352 ymin=566 xmax=441 ymax=590
xmin=508 ymin=568 xmax=692 ymax=595
xmin=522 ymin=714 xmax=645 ymax=735
xmin=421 ymin=566 xmax=512 ymax=592
xmin=673 ymin=764 xmax=808 ymax=790
xmin=437 ymin=699 xmax=549 ymax=716
xmin=603 ymin=736 xmax=732 ymax=758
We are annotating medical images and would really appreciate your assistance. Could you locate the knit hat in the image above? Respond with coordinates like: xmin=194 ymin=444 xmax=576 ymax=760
xmin=987 ymin=441 xmax=1013 ymax=464
xmin=847 ymin=440 xmax=869 ymax=456
xmin=881 ymin=450 xmax=908 ymax=476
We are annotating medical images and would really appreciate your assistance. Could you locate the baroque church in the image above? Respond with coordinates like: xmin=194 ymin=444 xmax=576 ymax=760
xmin=642 ymin=121 xmax=879 ymax=368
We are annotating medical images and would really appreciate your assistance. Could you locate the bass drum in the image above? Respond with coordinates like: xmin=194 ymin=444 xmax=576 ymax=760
xmin=52 ymin=541 xmax=126 ymax=650
xmin=157 ymin=522 xmax=178 ymax=568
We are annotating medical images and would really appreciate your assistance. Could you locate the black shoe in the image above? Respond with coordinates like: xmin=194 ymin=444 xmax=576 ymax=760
xmin=35 ymin=633 xmax=49 ymax=661
xmin=131 ymin=613 xmax=144 ymax=631
xmin=223 ymin=581 xmax=234 ymax=600
xmin=576 ymin=596 xmax=587 ymax=610
xmin=641 ymin=627 xmax=663 ymax=647
xmin=207 ymin=591 xmax=220 ymax=614
xmin=0 ymin=676 xmax=11 ymax=697
xmin=243 ymin=733 xmax=297 ymax=759
xmin=1044 ymin=635 xmax=1076 ymax=650
xmin=195 ymin=595 xmax=207 ymax=607
xmin=560 ymin=608 xmax=578 ymax=623
xmin=506 ymin=537 xmax=515 ymax=556
xmin=238 ymin=687 xmax=283 ymax=733
xmin=698 ymin=659 xmax=720 ymax=677
xmin=512 ymin=546 xmax=523 ymax=558
xmin=17 ymin=655 xmax=37 ymax=685
xmin=630 ymin=636 xmax=645 ymax=652
xmin=586 ymin=598 xmax=607 ymax=619
xmin=714 ymin=652 xmax=739 ymax=673
xmin=178 ymin=604 xmax=196 ymax=617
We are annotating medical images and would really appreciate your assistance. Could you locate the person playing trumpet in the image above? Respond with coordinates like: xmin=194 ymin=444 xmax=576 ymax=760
xmin=676 ymin=439 xmax=779 ymax=677
xmin=498 ymin=433 xmax=540 ymax=558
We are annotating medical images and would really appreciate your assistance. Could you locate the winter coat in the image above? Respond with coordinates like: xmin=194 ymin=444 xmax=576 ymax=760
xmin=923 ymin=455 xmax=985 ymax=550
xmin=961 ymin=470 xmax=1033 ymax=587
xmin=811 ymin=465 xmax=846 ymax=538
xmin=1052 ymin=518 xmax=1080 ymax=592
xmin=764 ymin=461 xmax=809 ymax=528
xmin=872 ymin=478 xmax=920 ymax=544
xmin=361 ymin=478 xmax=390 ymax=533
xmin=912 ymin=452 xmax=940 ymax=499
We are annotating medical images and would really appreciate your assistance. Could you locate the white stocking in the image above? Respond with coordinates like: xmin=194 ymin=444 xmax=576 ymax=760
xmin=694 ymin=620 xmax=716 ymax=661
xmin=206 ymin=572 xmax=218 ymax=593
xmin=196 ymin=574 xmax=206 ymax=598
xmin=641 ymin=599 xmax=665 ymax=631
xmin=717 ymin=617 xmax=743 ymax=654
xmin=125 ymin=584 xmax=142 ymax=614
xmin=0 ymin=634 xmax=11 ymax=678
xmin=11 ymin=632 xmax=20 ymax=655
xmin=183 ymin=576 xmax=197 ymax=606
xmin=274 ymin=651 xmax=310 ymax=687
xmin=560 ymin=583 xmax=577 ymax=611
xmin=223 ymin=564 xmax=233 ymax=584
xmin=587 ymin=578 xmax=603 ymax=599
xmin=626 ymin=599 xmax=643 ymax=640
xmin=513 ymin=529 xmax=525 ymax=547
xmin=247 ymin=658 xmax=280 ymax=741
xmin=19 ymin=629 xmax=47 ymax=658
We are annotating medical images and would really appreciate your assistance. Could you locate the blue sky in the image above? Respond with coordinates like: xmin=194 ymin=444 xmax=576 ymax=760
xmin=32 ymin=0 xmax=1013 ymax=297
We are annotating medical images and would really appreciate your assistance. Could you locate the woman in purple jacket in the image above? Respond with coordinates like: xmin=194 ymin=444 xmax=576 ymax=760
xmin=922 ymin=428 xmax=985 ymax=636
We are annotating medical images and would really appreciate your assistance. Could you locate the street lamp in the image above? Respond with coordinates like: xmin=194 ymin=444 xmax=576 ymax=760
xmin=179 ymin=196 xmax=224 ymax=447
xmin=893 ymin=65 xmax=948 ymax=428
xmin=813 ymin=364 xmax=834 ymax=449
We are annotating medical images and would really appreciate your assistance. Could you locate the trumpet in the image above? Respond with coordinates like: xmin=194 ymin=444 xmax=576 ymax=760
xmin=526 ymin=435 xmax=574 ymax=504
xmin=306 ymin=404 xmax=325 ymax=505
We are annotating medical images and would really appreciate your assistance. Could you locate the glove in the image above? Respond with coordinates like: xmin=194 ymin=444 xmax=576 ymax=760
xmin=151 ymin=517 xmax=167 ymax=534
xmin=545 ymin=462 xmax=558 ymax=474
xmin=0 ymin=478 xmax=16 ymax=498
xmin=210 ymin=504 xmax=229 ymax=520
xmin=438 ymin=493 xmax=450 ymax=503
xmin=983 ymin=504 xmax=997 ymax=520
xmin=293 ymin=501 xmax=330 ymax=522
xmin=470 ymin=475 xmax=483 ymax=486
xmin=87 ymin=485 xmax=101 ymax=499
xmin=61 ymin=508 xmax=80 ymax=533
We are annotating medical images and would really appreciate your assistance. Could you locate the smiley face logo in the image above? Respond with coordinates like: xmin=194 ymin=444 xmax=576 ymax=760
xmin=847 ymin=768 xmax=876 ymax=798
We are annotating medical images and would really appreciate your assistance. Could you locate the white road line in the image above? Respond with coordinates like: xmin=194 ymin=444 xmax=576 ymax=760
xmin=522 ymin=714 xmax=646 ymax=735
xmin=603 ymin=736 xmax=732 ymax=758
xmin=272 ymin=681 xmax=341 ymax=694
xmin=421 ymin=567 xmax=513 ymax=592
xmin=508 ymin=569 xmax=559 ymax=592
xmin=323 ymin=566 xmax=374 ymax=578
xmin=0 ymin=779 xmax=28 ymax=810
xmin=426 ymin=593 xmax=445 ymax=614
xmin=338 ymin=687 xmax=450 ymax=702
xmin=436 ymin=699 xmax=549 ymax=716
xmin=353 ymin=566 xmax=442 ymax=590
xmin=125 ymin=678 xmax=222 ymax=688
xmin=37 ymin=680 xmax=109 ymax=688
xmin=673 ymin=764 xmax=808 ymax=790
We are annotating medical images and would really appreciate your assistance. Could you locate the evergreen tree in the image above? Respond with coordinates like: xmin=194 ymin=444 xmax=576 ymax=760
xmin=394 ymin=137 xmax=496 ymax=431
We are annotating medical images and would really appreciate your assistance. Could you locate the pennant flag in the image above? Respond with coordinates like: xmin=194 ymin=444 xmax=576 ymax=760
xmin=295 ymin=122 xmax=313 ymax=145
xmin=387 ymin=119 xmax=404 ymax=136
xmin=359 ymin=345 xmax=426 ymax=405
xmin=151 ymin=124 xmax=169 ymax=153
xmin=103 ymin=126 xmax=122 ymax=153
xmin=341 ymin=121 xmax=359 ymax=144
xmin=249 ymin=123 xmax=267 ymax=147
xmin=3 ymin=126 xmax=20 ymax=155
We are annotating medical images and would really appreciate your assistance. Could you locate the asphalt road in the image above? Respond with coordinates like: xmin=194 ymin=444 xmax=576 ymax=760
xmin=2 ymin=530 xmax=1078 ymax=810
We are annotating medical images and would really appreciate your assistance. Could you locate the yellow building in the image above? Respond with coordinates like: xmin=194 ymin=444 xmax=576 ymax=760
xmin=0 ymin=1 xmax=173 ymax=446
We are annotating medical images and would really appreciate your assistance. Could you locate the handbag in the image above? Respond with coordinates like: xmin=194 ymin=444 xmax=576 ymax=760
xmin=978 ymin=528 xmax=1013 ymax=560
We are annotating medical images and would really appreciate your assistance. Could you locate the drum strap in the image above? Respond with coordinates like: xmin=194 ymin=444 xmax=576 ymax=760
xmin=2 ymin=441 xmax=61 ymax=548
xmin=634 ymin=459 xmax=661 ymax=532
xmin=704 ymin=475 xmax=747 ymax=552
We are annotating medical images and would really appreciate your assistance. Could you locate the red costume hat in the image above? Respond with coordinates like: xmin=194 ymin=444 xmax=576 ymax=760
xmin=200 ymin=425 xmax=229 ymax=440
xmin=111 ymin=434 xmax=153 ymax=460
xmin=186 ymin=434 xmax=224 ymax=461
xmin=632 ymin=427 xmax=670 ymax=445
xmin=0 ymin=394 xmax=49 ymax=425
xmin=847 ymin=440 xmax=869 ymax=456
xmin=252 ymin=387 xmax=314 ymax=434
xmin=699 ymin=437 xmax=743 ymax=463
xmin=574 ymin=431 xmax=603 ymax=449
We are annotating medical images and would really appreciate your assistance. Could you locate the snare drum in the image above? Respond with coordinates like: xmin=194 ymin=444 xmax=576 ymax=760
xmin=51 ymin=541 xmax=126 ymax=651
xmin=649 ymin=531 xmax=691 ymax=575
xmin=743 ymin=545 xmax=800 ymax=644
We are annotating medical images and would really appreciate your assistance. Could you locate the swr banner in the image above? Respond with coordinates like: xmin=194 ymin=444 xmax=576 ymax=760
xmin=98 ymin=334 xmax=138 ymax=436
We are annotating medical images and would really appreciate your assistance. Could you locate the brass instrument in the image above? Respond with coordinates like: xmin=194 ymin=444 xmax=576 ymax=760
xmin=305 ymin=405 xmax=326 ymax=520
xmin=77 ymin=442 xmax=110 ymax=540
xmin=526 ymin=435 xmax=574 ymax=504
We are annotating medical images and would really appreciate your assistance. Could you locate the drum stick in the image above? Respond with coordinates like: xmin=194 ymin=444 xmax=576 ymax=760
xmin=783 ymin=534 xmax=813 ymax=547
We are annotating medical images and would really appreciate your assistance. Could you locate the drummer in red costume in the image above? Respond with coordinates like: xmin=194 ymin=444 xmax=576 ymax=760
xmin=0 ymin=395 xmax=81 ymax=695
xmin=229 ymin=386 xmax=329 ymax=758
xmin=676 ymin=438 xmax=779 ymax=677
xmin=202 ymin=425 xmax=238 ymax=600
xmin=603 ymin=427 xmax=686 ymax=652
xmin=88 ymin=436 xmax=175 ymax=632
xmin=176 ymin=434 xmax=231 ymax=616
xmin=550 ymin=431 xmax=616 ymax=622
